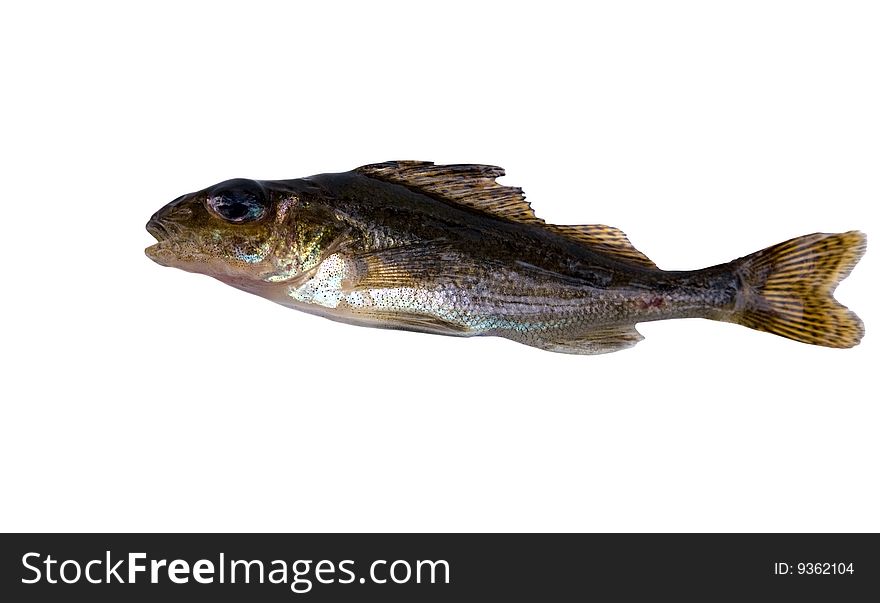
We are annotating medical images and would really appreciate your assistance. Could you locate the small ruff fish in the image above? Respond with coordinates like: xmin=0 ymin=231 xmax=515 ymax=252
xmin=146 ymin=162 xmax=866 ymax=354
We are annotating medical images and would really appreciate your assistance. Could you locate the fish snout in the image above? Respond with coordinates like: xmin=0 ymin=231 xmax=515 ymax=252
xmin=146 ymin=216 xmax=169 ymax=241
xmin=146 ymin=195 xmax=195 ymax=240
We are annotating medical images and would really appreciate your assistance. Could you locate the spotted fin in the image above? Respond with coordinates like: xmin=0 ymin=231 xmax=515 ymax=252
xmin=356 ymin=161 xmax=543 ymax=224
xmin=548 ymin=224 xmax=657 ymax=269
xmin=521 ymin=324 xmax=644 ymax=355
xmin=730 ymin=231 xmax=866 ymax=348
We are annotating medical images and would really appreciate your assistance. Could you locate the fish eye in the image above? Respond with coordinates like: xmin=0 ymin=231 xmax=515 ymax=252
xmin=206 ymin=179 xmax=268 ymax=223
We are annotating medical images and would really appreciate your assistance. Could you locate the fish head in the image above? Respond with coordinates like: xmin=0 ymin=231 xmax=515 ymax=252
xmin=146 ymin=178 xmax=336 ymax=292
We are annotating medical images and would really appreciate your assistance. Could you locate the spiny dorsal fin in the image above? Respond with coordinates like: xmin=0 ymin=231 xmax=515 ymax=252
xmin=356 ymin=161 xmax=544 ymax=225
xmin=548 ymin=224 xmax=657 ymax=269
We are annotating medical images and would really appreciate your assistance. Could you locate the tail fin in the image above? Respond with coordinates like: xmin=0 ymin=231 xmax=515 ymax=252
xmin=730 ymin=231 xmax=866 ymax=348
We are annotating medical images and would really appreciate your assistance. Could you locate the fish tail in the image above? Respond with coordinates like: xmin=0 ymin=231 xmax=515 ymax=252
xmin=728 ymin=231 xmax=866 ymax=348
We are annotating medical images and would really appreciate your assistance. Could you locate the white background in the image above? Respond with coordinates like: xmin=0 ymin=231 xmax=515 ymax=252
xmin=1 ymin=1 xmax=877 ymax=532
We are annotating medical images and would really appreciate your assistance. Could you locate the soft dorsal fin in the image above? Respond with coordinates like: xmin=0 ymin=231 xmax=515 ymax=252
xmin=548 ymin=224 xmax=657 ymax=269
xmin=356 ymin=161 xmax=544 ymax=225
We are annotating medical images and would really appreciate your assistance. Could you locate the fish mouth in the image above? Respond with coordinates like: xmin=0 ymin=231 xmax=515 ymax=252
xmin=145 ymin=218 xmax=207 ymax=269
xmin=145 ymin=218 xmax=174 ymax=264
xmin=146 ymin=217 xmax=169 ymax=241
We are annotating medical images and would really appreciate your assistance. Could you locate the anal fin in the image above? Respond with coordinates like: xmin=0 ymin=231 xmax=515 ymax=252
xmin=520 ymin=324 xmax=644 ymax=355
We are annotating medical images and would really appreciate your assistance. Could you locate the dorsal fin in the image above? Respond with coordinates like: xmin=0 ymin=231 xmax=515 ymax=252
xmin=548 ymin=224 xmax=657 ymax=269
xmin=356 ymin=162 xmax=656 ymax=269
xmin=356 ymin=161 xmax=543 ymax=224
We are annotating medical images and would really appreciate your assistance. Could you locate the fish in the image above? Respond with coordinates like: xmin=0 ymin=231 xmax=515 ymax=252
xmin=145 ymin=161 xmax=866 ymax=354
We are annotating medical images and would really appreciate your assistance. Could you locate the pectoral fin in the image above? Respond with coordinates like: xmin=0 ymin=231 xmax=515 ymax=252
xmin=351 ymin=242 xmax=470 ymax=289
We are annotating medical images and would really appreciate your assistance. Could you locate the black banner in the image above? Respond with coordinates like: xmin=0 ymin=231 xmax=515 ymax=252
xmin=1 ymin=534 xmax=876 ymax=601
